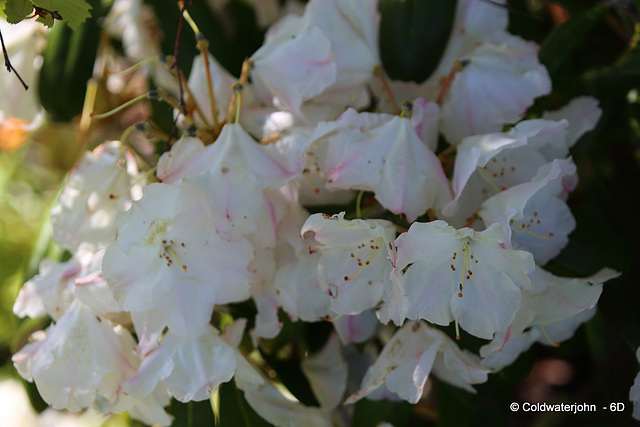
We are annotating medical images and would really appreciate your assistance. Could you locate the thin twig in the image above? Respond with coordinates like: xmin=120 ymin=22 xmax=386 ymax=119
xmin=170 ymin=2 xmax=188 ymax=116
xmin=0 ymin=27 xmax=29 ymax=90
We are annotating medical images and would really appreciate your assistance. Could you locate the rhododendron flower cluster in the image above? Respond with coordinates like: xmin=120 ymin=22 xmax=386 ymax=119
xmin=10 ymin=0 xmax=621 ymax=425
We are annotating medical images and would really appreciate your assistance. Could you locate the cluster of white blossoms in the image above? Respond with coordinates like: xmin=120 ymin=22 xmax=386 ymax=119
xmin=11 ymin=0 xmax=624 ymax=425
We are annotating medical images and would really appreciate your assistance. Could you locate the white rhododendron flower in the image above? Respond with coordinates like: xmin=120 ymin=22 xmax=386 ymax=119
xmin=395 ymin=220 xmax=535 ymax=339
xmin=190 ymin=123 xmax=305 ymax=240
xmin=480 ymin=158 xmax=578 ymax=264
xmin=439 ymin=34 xmax=551 ymax=143
xmin=301 ymin=212 xmax=396 ymax=315
xmin=12 ymin=300 xmax=168 ymax=417
xmin=102 ymin=181 xmax=254 ymax=334
xmin=122 ymin=325 xmax=237 ymax=403
xmin=51 ymin=141 xmax=141 ymax=252
xmin=8 ymin=0 xmax=623 ymax=423
xmin=315 ymin=105 xmax=451 ymax=221
xmin=250 ymin=17 xmax=336 ymax=116
xmin=480 ymin=267 xmax=619 ymax=369
xmin=346 ymin=321 xmax=489 ymax=404
xmin=443 ymin=119 xmax=570 ymax=226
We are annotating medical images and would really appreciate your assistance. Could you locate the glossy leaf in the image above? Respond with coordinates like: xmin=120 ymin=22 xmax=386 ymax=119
xmin=167 ymin=398 xmax=215 ymax=427
xmin=540 ymin=4 xmax=605 ymax=75
xmin=218 ymin=379 xmax=272 ymax=427
xmin=352 ymin=398 xmax=413 ymax=427
xmin=378 ymin=0 xmax=457 ymax=83
xmin=612 ymin=24 xmax=640 ymax=75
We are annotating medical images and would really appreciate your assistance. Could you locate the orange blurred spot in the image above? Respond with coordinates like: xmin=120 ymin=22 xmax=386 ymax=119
xmin=0 ymin=118 xmax=30 ymax=152
xmin=546 ymin=3 xmax=570 ymax=25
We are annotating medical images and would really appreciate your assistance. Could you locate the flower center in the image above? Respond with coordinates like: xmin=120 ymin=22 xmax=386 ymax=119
xmin=344 ymin=237 xmax=383 ymax=282
xmin=509 ymin=211 xmax=554 ymax=239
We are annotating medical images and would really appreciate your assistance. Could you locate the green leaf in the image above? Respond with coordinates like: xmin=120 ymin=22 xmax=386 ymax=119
xmin=35 ymin=12 xmax=53 ymax=27
xmin=167 ymin=397 xmax=216 ymax=427
xmin=539 ymin=4 xmax=606 ymax=75
xmin=2 ymin=0 xmax=33 ymax=24
xmin=218 ymin=379 xmax=272 ymax=427
xmin=436 ymin=382 xmax=474 ymax=427
xmin=378 ymin=0 xmax=457 ymax=83
xmin=31 ymin=0 xmax=92 ymax=29
xmin=612 ymin=23 xmax=640 ymax=75
xmin=352 ymin=398 xmax=414 ymax=426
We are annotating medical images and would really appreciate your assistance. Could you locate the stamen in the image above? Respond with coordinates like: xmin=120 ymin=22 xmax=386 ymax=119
xmin=179 ymin=3 xmax=201 ymax=35
xmin=345 ymin=237 xmax=382 ymax=281
xmin=435 ymin=59 xmax=467 ymax=105
xmin=458 ymin=241 xmax=471 ymax=297
xmin=91 ymin=91 xmax=154 ymax=120
xmin=355 ymin=190 xmax=364 ymax=218
xmin=399 ymin=100 xmax=413 ymax=119
xmin=179 ymin=70 xmax=214 ymax=129
xmin=227 ymin=59 xmax=253 ymax=122
xmin=478 ymin=166 xmax=503 ymax=194
xmin=260 ymin=131 xmax=282 ymax=145
xmin=232 ymin=83 xmax=244 ymax=124
xmin=159 ymin=55 xmax=213 ymax=129
xmin=163 ymin=242 xmax=188 ymax=272
xmin=374 ymin=65 xmax=399 ymax=114
xmin=79 ymin=78 xmax=99 ymax=133
xmin=108 ymin=56 xmax=160 ymax=77
xmin=109 ymin=167 xmax=157 ymax=199
xmin=510 ymin=219 xmax=554 ymax=239
xmin=455 ymin=318 xmax=461 ymax=341
xmin=301 ymin=170 xmax=320 ymax=194
xmin=194 ymin=33 xmax=221 ymax=132
xmin=437 ymin=144 xmax=457 ymax=161
xmin=538 ymin=325 xmax=559 ymax=347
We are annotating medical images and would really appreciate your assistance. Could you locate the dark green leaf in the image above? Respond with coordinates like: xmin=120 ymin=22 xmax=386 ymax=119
xmin=146 ymin=0 xmax=264 ymax=77
xmin=218 ymin=379 xmax=272 ymax=427
xmin=436 ymin=382 xmax=474 ymax=427
xmin=611 ymin=24 xmax=640 ymax=75
xmin=378 ymin=0 xmax=457 ymax=83
xmin=37 ymin=0 xmax=103 ymax=121
xmin=540 ymin=5 xmax=605 ymax=75
xmin=168 ymin=397 xmax=216 ymax=427
xmin=352 ymin=398 xmax=414 ymax=427
xmin=2 ymin=0 xmax=33 ymax=24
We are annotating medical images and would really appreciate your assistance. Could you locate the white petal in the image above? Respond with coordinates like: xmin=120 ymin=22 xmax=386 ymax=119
xmin=319 ymin=112 xmax=451 ymax=221
xmin=543 ymin=96 xmax=602 ymax=146
xmin=13 ymin=300 xmax=139 ymax=412
xmin=162 ymin=328 xmax=237 ymax=402
xmin=396 ymin=221 xmax=534 ymax=339
xmin=302 ymin=213 xmax=395 ymax=315
xmin=440 ymin=34 xmax=551 ymax=143
xmin=346 ymin=322 xmax=445 ymax=404
xmin=479 ymin=158 xmax=577 ymax=264
xmin=333 ymin=310 xmax=378 ymax=345
xmin=251 ymin=20 xmax=336 ymax=114
xmin=529 ymin=267 xmax=619 ymax=325
xmin=301 ymin=333 xmax=347 ymax=409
